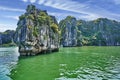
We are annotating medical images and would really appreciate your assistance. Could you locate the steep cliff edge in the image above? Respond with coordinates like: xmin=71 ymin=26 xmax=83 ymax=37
xmin=59 ymin=16 xmax=120 ymax=46
xmin=59 ymin=16 xmax=77 ymax=46
xmin=14 ymin=5 xmax=59 ymax=56
xmin=0 ymin=30 xmax=15 ymax=47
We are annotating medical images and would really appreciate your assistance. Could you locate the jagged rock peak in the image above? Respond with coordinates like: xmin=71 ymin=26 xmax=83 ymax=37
xmin=66 ymin=16 xmax=76 ymax=19
xmin=0 ymin=30 xmax=15 ymax=46
xmin=14 ymin=5 xmax=59 ymax=56
xmin=59 ymin=15 xmax=77 ymax=47
xmin=26 ymin=4 xmax=36 ymax=13
xmin=59 ymin=16 xmax=120 ymax=46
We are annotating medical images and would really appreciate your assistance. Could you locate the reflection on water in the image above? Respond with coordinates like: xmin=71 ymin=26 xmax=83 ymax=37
xmin=0 ymin=47 xmax=19 ymax=80
xmin=56 ymin=58 xmax=120 ymax=80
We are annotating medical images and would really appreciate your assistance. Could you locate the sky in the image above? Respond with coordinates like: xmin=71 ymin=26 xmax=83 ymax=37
xmin=0 ymin=0 xmax=120 ymax=32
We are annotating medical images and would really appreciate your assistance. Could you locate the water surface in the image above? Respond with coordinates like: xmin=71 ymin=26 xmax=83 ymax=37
xmin=0 ymin=47 xmax=19 ymax=80
xmin=10 ymin=47 xmax=120 ymax=80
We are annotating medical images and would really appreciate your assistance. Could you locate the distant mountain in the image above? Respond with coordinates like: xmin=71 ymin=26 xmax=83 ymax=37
xmin=0 ymin=30 xmax=15 ymax=47
xmin=59 ymin=16 xmax=120 ymax=46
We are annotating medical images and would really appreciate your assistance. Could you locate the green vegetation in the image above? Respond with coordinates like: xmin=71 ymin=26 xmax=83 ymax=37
xmin=26 ymin=5 xmax=36 ymax=13
xmin=38 ymin=11 xmax=49 ymax=25
xmin=0 ymin=30 xmax=15 ymax=47
xmin=66 ymin=16 xmax=76 ymax=20
xmin=19 ymin=14 xmax=26 ymax=20
xmin=43 ymin=35 xmax=48 ymax=40
xmin=37 ymin=11 xmax=59 ymax=33
xmin=50 ymin=23 xmax=59 ymax=33
xmin=27 ymin=14 xmax=34 ymax=20
xmin=28 ymin=25 xmax=32 ymax=29
xmin=59 ymin=16 xmax=120 ymax=46
xmin=17 ymin=4 xmax=60 ymax=42
xmin=33 ymin=27 xmax=39 ymax=37
xmin=0 ymin=43 xmax=16 ymax=47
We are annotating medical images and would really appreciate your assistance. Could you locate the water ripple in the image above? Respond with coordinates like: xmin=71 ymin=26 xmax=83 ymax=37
xmin=0 ymin=47 xmax=19 ymax=80
xmin=56 ymin=59 xmax=120 ymax=80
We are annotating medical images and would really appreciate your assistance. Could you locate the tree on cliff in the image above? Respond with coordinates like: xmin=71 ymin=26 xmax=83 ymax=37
xmin=14 ymin=4 xmax=59 ymax=56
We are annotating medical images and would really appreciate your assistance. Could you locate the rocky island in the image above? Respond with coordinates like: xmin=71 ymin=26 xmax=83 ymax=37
xmin=14 ymin=5 xmax=59 ymax=56
xmin=59 ymin=16 xmax=120 ymax=46
xmin=0 ymin=30 xmax=15 ymax=47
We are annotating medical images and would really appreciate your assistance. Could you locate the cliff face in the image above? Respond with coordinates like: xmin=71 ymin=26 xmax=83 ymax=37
xmin=14 ymin=5 xmax=59 ymax=55
xmin=59 ymin=17 xmax=120 ymax=46
xmin=0 ymin=30 xmax=15 ymax=46
xmin=59 ymin=16 xmax=77 ymax=46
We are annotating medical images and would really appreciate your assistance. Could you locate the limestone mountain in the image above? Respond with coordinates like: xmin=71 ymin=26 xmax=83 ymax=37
xmin=0 ymin=30 xmax=15 ymax=47
xmin=59 ymin=16 xmax=77 ymax=46
xmin=59 ymin=16 xmax=120 ymax=46
xmin=14 ymin=5 xmax=59 ymax=55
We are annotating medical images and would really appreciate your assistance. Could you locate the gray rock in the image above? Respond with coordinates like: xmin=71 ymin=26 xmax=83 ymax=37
xmin=0 ymin=30 xmax=15 ymax=46
xmin=59 ymin=17 xmax=120 ymax=46
xmin=14 ymin=4 xmax=59 ymax=56
xmin=60 ymin=16 xmax=77 ymax=46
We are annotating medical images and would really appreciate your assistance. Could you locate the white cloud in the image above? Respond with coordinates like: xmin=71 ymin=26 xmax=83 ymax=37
xmin=4 ymin=16 xmax=19 ymax=20
xmin=38 ymin=0 xmax=45 ymax=4
xmin=22 ymin=0 xmax=28 ymax=2
xmin=80 ymin=14 xmax=101 ymax=20
xmin=22 ymin=0 xmax=37 ymax=3
xmin=49 ymin=0 xmax=120 ymax=21
xmin=0 ymin=6 xmax=25 ymax=12
xmin=0 ymin=24 xmax=16 ymax=32
xmin=48 ymin=11 xmax=101 ymax=21
xmin=21 ymin=0 xmax=120 ymax=21
xmin=42 ymin=0 xmax=87 ymax=13
xmin=29 ymin=0 xmax=37 ymax=3
xmin=113 ymin=0 xmax=120 ymax=5
xmin=37 ymin=0 xmax=111 ymax=20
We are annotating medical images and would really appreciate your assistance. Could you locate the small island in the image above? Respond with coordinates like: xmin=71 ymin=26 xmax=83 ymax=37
xmin=14 ymin=5 xmax=59 ymax=56
xmin=0 ymin=30 xmax=16 ymax=47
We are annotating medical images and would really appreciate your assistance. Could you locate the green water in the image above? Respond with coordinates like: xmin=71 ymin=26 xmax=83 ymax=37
xmin=10 ymin=47 xmax=120 ymax=80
